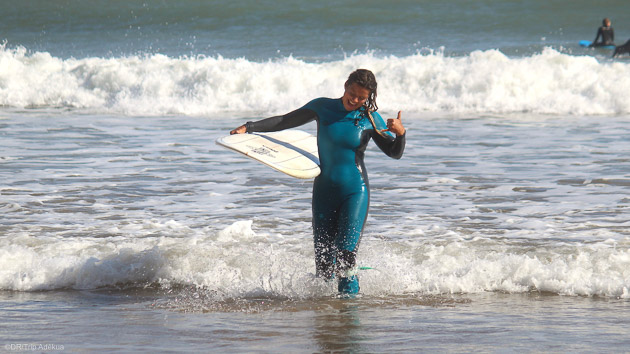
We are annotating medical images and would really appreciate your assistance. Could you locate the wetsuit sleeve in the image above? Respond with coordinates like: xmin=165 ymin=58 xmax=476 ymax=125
xmin=373 ymin=131 xmax=406 ymax=159
xmin=245 ymin=108 xmax=316 ymax=133
xmin=594 ymin=27 xmax=605 ymax=44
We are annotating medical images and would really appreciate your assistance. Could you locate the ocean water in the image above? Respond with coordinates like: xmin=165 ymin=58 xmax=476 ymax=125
xmin=2 ymin=0 xmax=630 ymax=352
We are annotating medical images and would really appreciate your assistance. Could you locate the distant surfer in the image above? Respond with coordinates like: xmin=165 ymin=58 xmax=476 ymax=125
xmin=591 ymin=18 xmax=614 ymax=47
xmin=230 ymin=69 xmax=406 ymax=295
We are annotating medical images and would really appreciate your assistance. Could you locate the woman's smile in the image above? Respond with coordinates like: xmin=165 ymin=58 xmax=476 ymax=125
xmin=342 ymin=83 xmax=370 ymax=111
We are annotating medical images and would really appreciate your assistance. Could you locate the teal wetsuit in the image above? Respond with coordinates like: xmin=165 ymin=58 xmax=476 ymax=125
xmin=245 ymin=97 xmax=405 ymax=293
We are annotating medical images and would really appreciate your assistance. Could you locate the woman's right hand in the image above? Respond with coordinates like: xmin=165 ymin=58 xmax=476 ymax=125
xmin=230 ymin=125 xmax=247 ymax=135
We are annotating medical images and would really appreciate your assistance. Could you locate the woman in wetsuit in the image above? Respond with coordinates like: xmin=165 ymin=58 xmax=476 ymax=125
xmin=230 ymin=69 xmax=406 ymax=294
xmin=592 ymin=18 xmax=614 ymax=47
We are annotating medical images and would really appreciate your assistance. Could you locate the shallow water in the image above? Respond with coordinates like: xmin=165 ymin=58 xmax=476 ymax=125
xmin=2 ymin=289 xmax=629 ymax=352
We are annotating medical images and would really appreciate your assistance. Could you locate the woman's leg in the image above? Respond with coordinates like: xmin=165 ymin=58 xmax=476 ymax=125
xmin=334 ymin=188 xmax=369 ymax=294
xmin=312 ymin=180 xmax=338 ymax=279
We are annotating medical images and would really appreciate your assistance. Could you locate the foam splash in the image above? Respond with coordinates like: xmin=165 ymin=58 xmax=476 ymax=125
xmin=360 ymin=238 xmax=630 ymax=298
xmin=1 ymin=221 xmax=628 ymax=298
xmin=1 ymin=45 xmax=629 ymax=116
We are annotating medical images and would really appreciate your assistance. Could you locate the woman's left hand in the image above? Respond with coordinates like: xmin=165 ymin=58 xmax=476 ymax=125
xmin=382 ymin=111 xmax=406 ymax=136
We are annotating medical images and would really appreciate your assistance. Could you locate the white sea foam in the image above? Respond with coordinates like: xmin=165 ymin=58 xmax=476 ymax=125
xmin=1 ymin=45 xmax=629 ymax=116
xmin=1 ymin=221 xmax=628 ymax=298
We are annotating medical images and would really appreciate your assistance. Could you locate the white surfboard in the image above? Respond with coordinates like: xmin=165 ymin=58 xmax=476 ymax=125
xmin=216 ymin=130 xmax=320 ymax=179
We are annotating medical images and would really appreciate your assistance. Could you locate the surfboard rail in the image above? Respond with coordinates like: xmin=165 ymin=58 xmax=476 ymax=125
xmin=579 ymin=40 xmax=615 ymax=49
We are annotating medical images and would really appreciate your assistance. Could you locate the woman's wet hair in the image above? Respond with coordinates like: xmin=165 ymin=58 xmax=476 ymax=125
xmin=345 ymin=69 xmax=378 ymax=113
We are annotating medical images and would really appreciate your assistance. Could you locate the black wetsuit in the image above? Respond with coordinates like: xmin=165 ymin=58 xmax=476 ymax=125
xmin=593 ymin=26 xmax=614 ymax=46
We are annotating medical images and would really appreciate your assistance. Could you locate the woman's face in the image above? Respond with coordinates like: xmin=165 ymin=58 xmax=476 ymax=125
xmin=342 ymin=83 xmax=370 ymax=111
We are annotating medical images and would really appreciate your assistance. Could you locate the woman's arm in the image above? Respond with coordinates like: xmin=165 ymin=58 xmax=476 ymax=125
xmin=371 ymin=111 xmax=406 ymax=159
xmin=231 ymin=108 xmax=317 ymax=134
